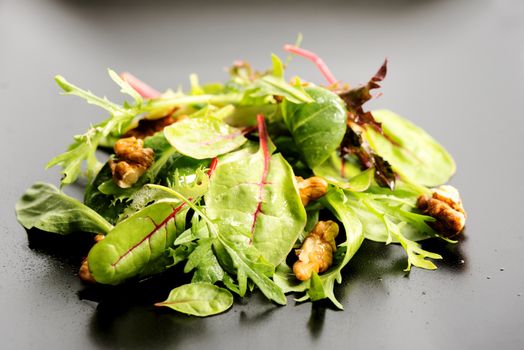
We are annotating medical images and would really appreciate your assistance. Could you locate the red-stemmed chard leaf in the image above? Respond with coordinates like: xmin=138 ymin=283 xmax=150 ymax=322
xmin=207 ymin=157 xmax=219 ymax=177
xmin=205 ymin=114 xmax=306 ymax=266
xmin=88 ymin=200 xmax=189 ymax=284
xmin=284 ymin=44 xmax=338 ymax=85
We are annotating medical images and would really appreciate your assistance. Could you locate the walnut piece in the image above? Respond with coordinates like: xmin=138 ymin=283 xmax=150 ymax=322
xmin=109 ymin=137 xmax=154 ymax=188
xmin=293 ymin=220 xmax=339 ymax=281
xmin=417 ymin=185 xmax=467 ymax=237
xmin=79 ymin=258 xmax=96 ymax=283
xmin=296 ymin=176 xmax=329 ymax=207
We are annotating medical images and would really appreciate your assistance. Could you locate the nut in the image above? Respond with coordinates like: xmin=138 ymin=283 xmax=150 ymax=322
xmin=79 ymin=258 xmax=96 ymax=283
xmin=293 ymin=220 xmax=339 ymax=281
xmin=296 ymin=176 xmax=328 ymax=207
xmin=110 ymin=137 xmax=154 ymax=188
xmin=417 ymin=185 xmax=467 ymax=237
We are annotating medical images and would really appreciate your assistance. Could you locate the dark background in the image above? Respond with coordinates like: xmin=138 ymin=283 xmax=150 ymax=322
xmin=1 ymin=0 xmax=523 ymax=349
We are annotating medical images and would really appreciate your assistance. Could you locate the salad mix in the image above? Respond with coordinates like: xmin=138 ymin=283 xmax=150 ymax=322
xmin=15 ymin=42 xmax=466 ymax=316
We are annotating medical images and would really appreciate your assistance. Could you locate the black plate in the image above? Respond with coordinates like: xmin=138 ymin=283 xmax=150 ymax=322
xmin=2 ymin=0 xmax=524 ymax=349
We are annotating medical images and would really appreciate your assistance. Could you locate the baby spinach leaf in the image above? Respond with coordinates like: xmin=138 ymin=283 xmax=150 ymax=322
xmin=283 ymin=86 xmax=347 ymax=169
xmin=155 ymin=283 xmax=233 ymax=317
xmin=205 ymin=115 xmax=306 ymax=266
xmin=88 ymin=200 xmax=188 ymax=284
xmin=16 ymin=182 xmax=113 ymax=235
xmin=363 ymin=109 xmax=456 ymax=186
xmin=164 ymin=115 xmax=248 ymax=159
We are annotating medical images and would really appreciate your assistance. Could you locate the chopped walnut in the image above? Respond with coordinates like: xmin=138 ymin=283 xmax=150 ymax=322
xmin=109 ymin=137 xmax=154 ymax=188
xmin=417 ymin=185 xmax=467 ymax=237
xmin=296 ymin=176 xmax=329 ymax=207
xmin=293 ymin=220 xmax=339 ymax=281
xmin=124 ymin=115 xmax=176 ymax=139
xmin=94 ymin=234 xmax=105 ymax=243
xmin=79 ymin=258 xmax=96 ymax=283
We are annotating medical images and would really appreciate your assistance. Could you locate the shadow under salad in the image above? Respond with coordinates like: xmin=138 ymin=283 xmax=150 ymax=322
xmin=25 ymin=228 xmax=467 ymax=347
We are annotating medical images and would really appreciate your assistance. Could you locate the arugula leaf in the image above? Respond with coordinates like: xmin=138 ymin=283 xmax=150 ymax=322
xmin=184 ymin=238 xmax=224 ymax=284
xmin=283 ymin=86 xmax=347 ymax=169
xmin=107 ymin=69 xmax=144 ymax=105
xmin=164 ymin=114 xmax=248 ymax=159
xmin=205 ymin=115 xmax=306 ymax=266
xmin=361 ymin=196 xmax=442 ymax=270
xmin=155 ymin=283 xmax=233 ymax=317
xmin=16 ymin=182 xmax=113 ymax=235
xmin=215 ymin=232 xmax=286 ymax=305
xmin=152 ymin=186 xmax=287 ymax=305
xmin=48 ymin=75 xmax=137 ymax=185
xmin=88 ymin=200 xmax=188 ymax=284
xmin=363 ymin=109 xmax=456 ymax=186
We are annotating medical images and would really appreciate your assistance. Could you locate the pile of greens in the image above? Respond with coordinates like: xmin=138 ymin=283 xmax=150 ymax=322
xmin=15 ymin=43 xmax=461 ymax=317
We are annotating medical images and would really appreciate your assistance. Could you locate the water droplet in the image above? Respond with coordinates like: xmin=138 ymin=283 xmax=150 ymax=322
xmin=422 ymin=291 xmax=426 ymax=295
xmin=486 ymin=276 xmax=491 ymax=280
xmin=500 ymin=268 xmax=505 ymax=271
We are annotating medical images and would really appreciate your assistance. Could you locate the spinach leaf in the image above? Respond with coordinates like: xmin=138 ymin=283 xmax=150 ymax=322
xmin=16 ymin=182 xmax=113 ymax=235
xmin=363 ymin=109 xmax=456 ymax=186
xmin=283 ymin=86 xmax=347 ymax=169
xmin=205 ymin=115 xmax=306 ymax=266
xmin=164 ymin=114 xmax=248 ymax=159
xmin=155 ymin=283 xmax=233 ymax=317
xmin=88 ymin=200 xmax=188 ymax=284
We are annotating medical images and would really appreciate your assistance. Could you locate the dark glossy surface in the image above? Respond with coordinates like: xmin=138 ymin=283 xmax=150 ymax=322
xmin=1 ymin=0 xmax=524 ymax=349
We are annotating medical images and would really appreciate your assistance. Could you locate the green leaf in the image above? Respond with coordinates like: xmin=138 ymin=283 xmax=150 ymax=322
xmin=183 ymin=238 xmax=224 ymax=284
xmin=88 ymin=200 xmax=188 ymax=284
xmin=49 ymin=75 xmax=137 ymax=185
xmin=164 ymin=115 xmax=248 ymax=159
xmin=54 ymin=75 xmax=124 ymax=116
xmin=313 ymin=152 xmax=362 ymax=183
xmin=155 ymin=283 xmax=233 ymax=317
xmin=107 ymin=68 xmax=143 ymax=105
xmin=216 ymin=232 xmax=286 ymax=305
xmin=283 ymin=86 xmax=347 ymax=168
xmin=362 ymin=198 xmax=442 ymax=271
xmin=271 ymin=53 xmax=284 ymax=78
xmin=16 ymin=182 xmax=113 ymax=235
xmin=344 ymin=168 xmax=374 ymax=192
xmin=205 ymin=137 xmax=306 ymax=267
xmin=252 ymin=75 xmax=314 ymax=104
xmin=363 ymin=109 xmax=456 ymax=186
